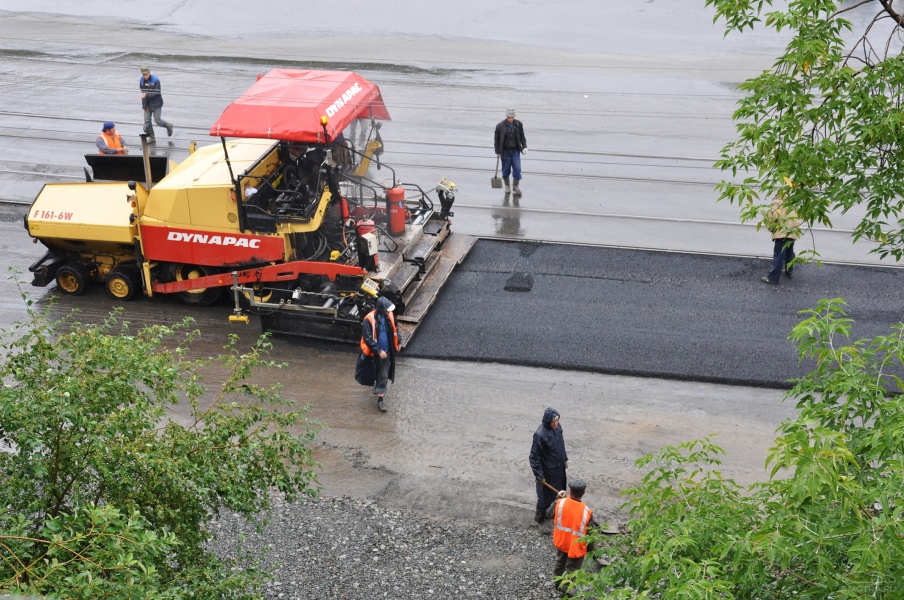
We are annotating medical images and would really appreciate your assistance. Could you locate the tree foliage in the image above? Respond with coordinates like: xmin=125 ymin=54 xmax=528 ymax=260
xmin=569 ymin=299 xmax=904 ymax=598
xmin=0 ymin=304 xmax=320 ymax=599
xmin=707 ymin=0 xmax=904 ymax=260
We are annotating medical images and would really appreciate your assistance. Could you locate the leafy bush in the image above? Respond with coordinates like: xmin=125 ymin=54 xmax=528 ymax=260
xmin=707 ymin=0 xmax=904 ymax=260
xmin=572 ymin=299 xmax=904 ymax=598
xmin=0 ymin=306 xmax=320 ymax=598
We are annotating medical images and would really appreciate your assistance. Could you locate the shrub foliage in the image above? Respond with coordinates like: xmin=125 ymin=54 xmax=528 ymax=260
xmin=0 ymin=306 xmax=320 ymax=598
xmin=573 ymin=299 xmax=904 ymax=598
xmin=706 ymin=0 xmax=904 ymax=260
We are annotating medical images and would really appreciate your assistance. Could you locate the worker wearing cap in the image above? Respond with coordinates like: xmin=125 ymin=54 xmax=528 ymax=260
xmin=493 ymin=108 xmax=527 ymax=195
xmin=761 ymin=194 xmax=801 ymax=285
xmin=546 ymin=479 xmax=599 ymax=596
xmin=360 ymin=296 xmax=402 ymax=412
xmin=529 ymin=407 xmax=568 ymax=524
xmin=96 ymin=122 xmax=128 ymax=155
xmin=139 ymin=66 xmax=174 ymax=143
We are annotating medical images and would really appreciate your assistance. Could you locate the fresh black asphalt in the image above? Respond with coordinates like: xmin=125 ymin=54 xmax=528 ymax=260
xmin=407 ymin=239 xmax=903 ymax=389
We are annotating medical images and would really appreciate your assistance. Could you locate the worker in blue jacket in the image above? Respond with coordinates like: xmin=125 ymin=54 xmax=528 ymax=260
xmin=139 ymin=66 xmax=174 ymax=143
xmin=359 ymin=296 xmax=401 ymax=413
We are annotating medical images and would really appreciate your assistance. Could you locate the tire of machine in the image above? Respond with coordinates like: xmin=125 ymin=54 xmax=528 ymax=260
xmin=105 ymin=266 xmax=142 ymax=301
xmin=55 ymin=262 xmax=91 ymax=296
xmin=240 ymin=283 xmax=277 ymax=307
xmin=171 ymin=263 xmax=222 ymax=307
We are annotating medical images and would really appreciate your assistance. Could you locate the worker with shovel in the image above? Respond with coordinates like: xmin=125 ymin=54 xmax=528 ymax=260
xmin=493 ymin=108 xmax=527 ymax=195
xmin=546 ymin=479 xmax=600 ymax=597
xmin=529 ymin=407 xmax=568 ymax=525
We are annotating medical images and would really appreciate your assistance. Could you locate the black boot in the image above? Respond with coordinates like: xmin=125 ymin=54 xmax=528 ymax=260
xmin=534 ymin=508 xmax=546 ymax=523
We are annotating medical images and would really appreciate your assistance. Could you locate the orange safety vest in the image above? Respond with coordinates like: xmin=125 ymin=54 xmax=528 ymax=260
xmin=98 ymin=132 xmax=125 ymax=154
xmin=553 ymin=497 xmax=593 ymax=558
xmin=360 ymin=310 xmax=399 ymax=356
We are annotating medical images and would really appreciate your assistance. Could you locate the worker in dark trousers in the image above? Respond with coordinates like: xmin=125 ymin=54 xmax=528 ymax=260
xmin=761 ymin=195 xmax=801 ymax=285
xmin=359 ymin=296 xmax=401 ymax=412
xmin=493 ymin=108 xmax=527 ymax=195
xmin=546 ymin=479 xmax=599 ymax=597
xmin=529 ymin=407 xmax=568 ymax=524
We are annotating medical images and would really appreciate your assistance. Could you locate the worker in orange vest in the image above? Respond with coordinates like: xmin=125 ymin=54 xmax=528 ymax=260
xmin=359 ymin=296 xmax=401 ymax=412
xmin=546 ymin=479 xmax=599 ymax=597
xmin=96 ymin=122 xmax=129 ymax=155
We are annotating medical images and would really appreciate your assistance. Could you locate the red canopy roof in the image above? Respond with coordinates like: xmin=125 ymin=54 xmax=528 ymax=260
xmin=209 ymin=69 xmax=391 ymax=143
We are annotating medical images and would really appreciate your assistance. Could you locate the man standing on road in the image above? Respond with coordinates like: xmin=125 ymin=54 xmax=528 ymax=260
xmin=494 ymin=108 xmax=527 ymax=195
xmin=139 ymin=66 xmax=174 ymax=143
xmin=359 ymin=296 xmax=401 ymax=413
xmin=762 ymin=195 xmax=801 ymax=285
xmin=546 ymin=479 xmax=599 ymax=597
xmin=96 ymin=122 xmax=128 ymax=155
xmin=529 ymin=407 xmax=568 ymax=524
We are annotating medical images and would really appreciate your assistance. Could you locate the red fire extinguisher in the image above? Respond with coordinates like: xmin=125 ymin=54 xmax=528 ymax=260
xmin=356 ymin=219 xmax=376 ymax=237
xmin=386 ymin=186 xmax=406 ymax=236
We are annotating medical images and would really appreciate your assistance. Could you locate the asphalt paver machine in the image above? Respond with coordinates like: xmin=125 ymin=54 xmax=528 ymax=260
xmin=25 ymin=69 xmax=474 ymax=344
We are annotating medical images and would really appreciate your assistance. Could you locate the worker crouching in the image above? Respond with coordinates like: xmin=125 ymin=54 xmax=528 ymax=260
xmin=96 ymin=122 xmax=128 ymax=155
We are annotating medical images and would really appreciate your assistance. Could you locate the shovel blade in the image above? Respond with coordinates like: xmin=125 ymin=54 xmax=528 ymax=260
xmin=491 ymin=177 xmax=503 ymax=189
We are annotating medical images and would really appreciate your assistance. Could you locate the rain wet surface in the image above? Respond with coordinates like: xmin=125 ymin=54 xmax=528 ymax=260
xmin=0 ymin=1 xmax=898 ymax=531
xmin=0 ymin=212 xmax=814 ymax=525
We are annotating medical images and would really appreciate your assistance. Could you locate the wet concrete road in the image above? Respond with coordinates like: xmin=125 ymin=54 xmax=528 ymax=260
xmin=0 ymin=4 xmax=895 ymax=264
xmin=0 ymin=206 xmax=895 ymax=525
xmin=0 ymin=2 xmax=900 ymax=529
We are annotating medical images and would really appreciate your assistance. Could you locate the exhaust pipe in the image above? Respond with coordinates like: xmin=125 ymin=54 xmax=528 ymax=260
xmin=140 ymin=134 xmax=153 ymax=190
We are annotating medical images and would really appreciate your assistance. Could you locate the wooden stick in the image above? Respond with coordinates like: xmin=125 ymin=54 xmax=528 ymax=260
xmin=540 ymin=480 xmax=561 ymax=494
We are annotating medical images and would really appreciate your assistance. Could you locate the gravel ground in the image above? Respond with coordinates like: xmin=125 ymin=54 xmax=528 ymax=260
xmin=212 ymin=495 xmax=579 ymax=600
